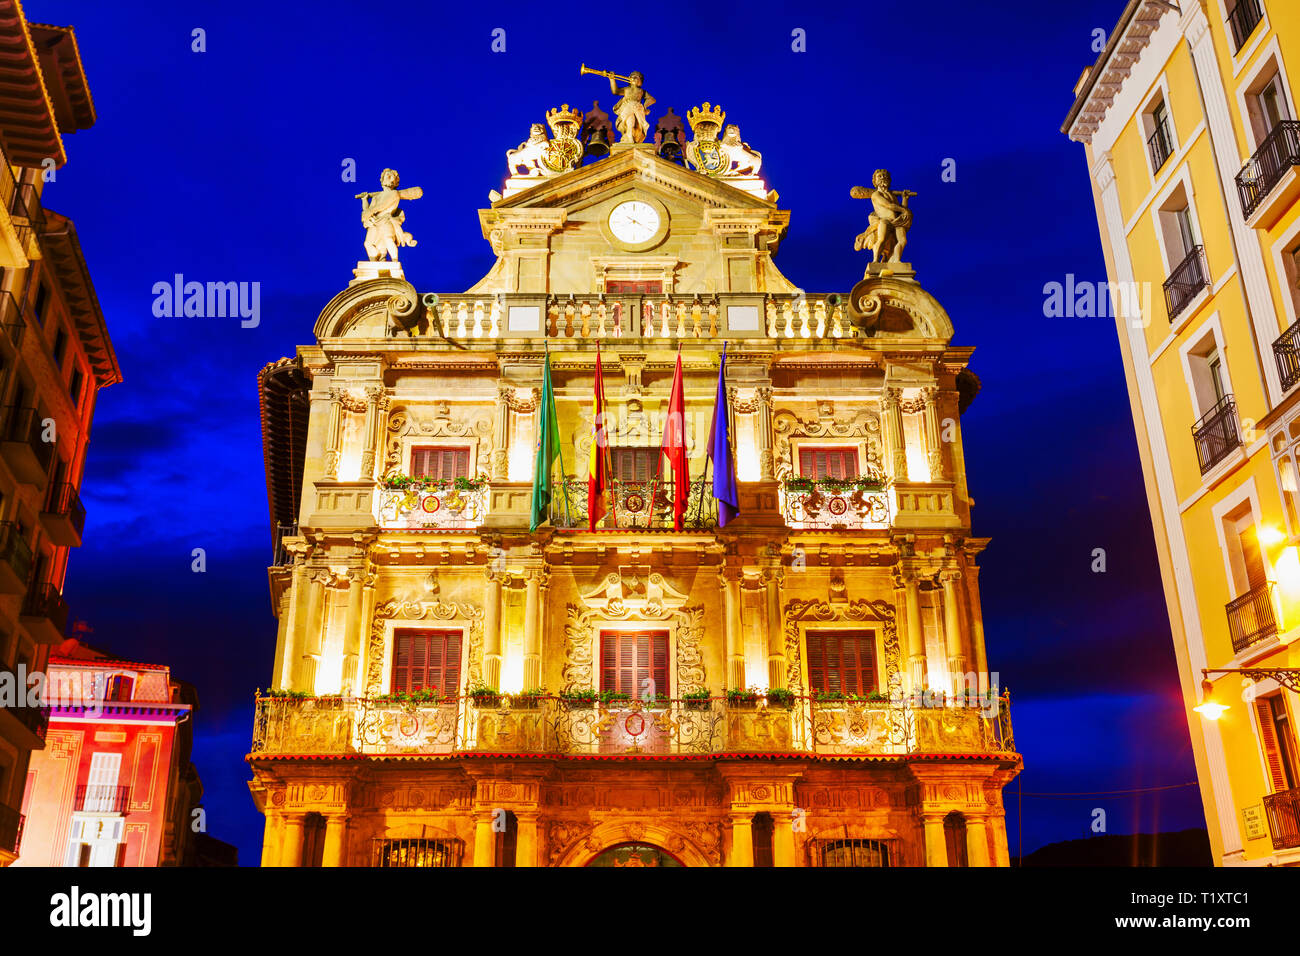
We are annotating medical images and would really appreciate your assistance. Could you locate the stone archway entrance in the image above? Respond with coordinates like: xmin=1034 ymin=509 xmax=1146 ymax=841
xmin=585 ymin=842 xmax=684 ymax=867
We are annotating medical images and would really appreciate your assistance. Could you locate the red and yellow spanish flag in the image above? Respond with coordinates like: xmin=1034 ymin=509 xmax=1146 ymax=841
xmin=588 ymin=346 xmax=613 ymax=530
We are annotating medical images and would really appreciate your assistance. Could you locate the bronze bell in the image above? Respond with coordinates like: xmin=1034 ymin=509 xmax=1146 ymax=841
xmin=584 ymin=125 xmax=610 ymax=159
xmin=657 ymin=126 xmax=683 ymax=163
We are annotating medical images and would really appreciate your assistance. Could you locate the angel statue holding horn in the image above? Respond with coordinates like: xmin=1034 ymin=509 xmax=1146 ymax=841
xmin=581 ymin=65 xmax=655 ymax=144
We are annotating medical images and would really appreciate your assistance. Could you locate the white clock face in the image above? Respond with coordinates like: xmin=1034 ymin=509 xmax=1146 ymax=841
xmin=608 ymin=200 xmax=660 ymax=245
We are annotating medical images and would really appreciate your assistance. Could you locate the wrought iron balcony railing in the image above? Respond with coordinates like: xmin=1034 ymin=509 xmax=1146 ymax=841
xmin=1191 ymin=394 xmax=1240 ymax=474
xmin=0 ymin=801 xmax=22 ymax=855
xmin=549 ymin=476 xmax=718 ymax=530
xmin=1164 ymin=245 xmax=1209 ymax=321
xmin=377 ymin=480 xmax=489 ymax=530
xmin=779 ymin=479 xmax=890 ymax=529
xmin=0 ymin=289 xmax=23 ymax=349
xmin=1263 ymin=786 xmax=1300 ymax=851
xmin=75 ymin=784 xmax=131 ymax=814
xmin=1235 ymin=120 xmax=1300 ymax=220
xmin=1225 ymin=580 xmax=1281 ymax=653
xmin=1274 ymin=320 xmax=1300 ymax=392
xmin=22 ymin=581 xmax=70 ymax=632
xmin=272 ymin=522 xmax=298 ymax=565
xmin=1227 ymin=0 xmax=1264 ymax=53
xmin=43 ymin=482 xmax=85 ymax=537
xmin=1 ymin=405 xmax=55 ymax=475
xmin=250 ymin=692 xmax=1016 ymax=760
xmin=1147 ymin=118 xmax=1173 ymax=171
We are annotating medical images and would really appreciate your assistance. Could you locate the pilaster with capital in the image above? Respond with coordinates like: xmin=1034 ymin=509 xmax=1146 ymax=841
xmin=483 ymin=566 xmax=505 ymax=690
xmin=762 ymin=566 xmax=784 ymax=689
xmin=940 ymin=569 xmax=965 ymax=685
xmin=755 ymin=385 xmax=774 ymax=480
xmin=522 ymin=565 xmax=549 ymax=690
xmin=359 ymin=386 xmax=387 ymax=479
xmin=719 ymin=567 xmax=745 ymax=691
xmin=895 ymin=567 xmax=927 ymax=693
xmin=491 ymin=383 xmax=512 ymax=481
xmin=882 ymin=387 xmax=908 ymax=479
xmin=920 ymin=385 xmax=948 ymax=481
xmin=323 ymin=388 xmax=344 ymax=479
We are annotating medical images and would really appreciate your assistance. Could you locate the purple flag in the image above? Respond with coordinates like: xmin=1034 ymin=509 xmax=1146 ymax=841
xmin=707 ymin=345 xmax=740 ymax=527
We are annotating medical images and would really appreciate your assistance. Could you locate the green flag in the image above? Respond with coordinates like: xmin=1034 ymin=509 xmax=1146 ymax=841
xmin=530 ymin=351 xmax=564 ymax=531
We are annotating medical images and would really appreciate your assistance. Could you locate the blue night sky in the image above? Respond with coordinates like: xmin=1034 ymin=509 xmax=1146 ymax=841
xmin=31 ymin=0 xmax=1203 ymax=862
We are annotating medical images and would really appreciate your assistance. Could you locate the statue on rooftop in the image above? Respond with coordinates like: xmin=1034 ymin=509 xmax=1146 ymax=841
xmin=580 ymin=64 xmax=655 ymax=144
xmin=720 ymin=124 xmax=762 ymax=177
xmin=357 ymin=168 xmax=423 ymax=262
xmin=851 ymin=169 xmax=915 ymax=264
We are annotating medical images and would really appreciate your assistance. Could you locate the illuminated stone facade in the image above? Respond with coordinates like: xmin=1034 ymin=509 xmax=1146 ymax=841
xmin=250 ymin=119 xmax=1020 ymax=866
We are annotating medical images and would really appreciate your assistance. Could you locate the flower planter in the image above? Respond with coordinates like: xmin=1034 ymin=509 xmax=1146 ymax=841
xmin=683 ymin=698 xmax=711 ymax=711
xmin=470 ymin=694 xmax=502 ymax=708
xmin=562 ymin=698 xmax=596 ymax=710
xmin=727 ymin=698 xmax=761 ymax=709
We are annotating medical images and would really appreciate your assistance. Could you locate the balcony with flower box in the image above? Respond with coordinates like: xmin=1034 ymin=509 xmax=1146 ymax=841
xmin=376 ymin=475 xmax=490 ymax=531
xmin=779 ymin=475 xmax=891 ymax=531
xmin=250 ymin=691 xmax=1015 ymax=761
xmin=548 ymin=477 xmax=717 ymax=531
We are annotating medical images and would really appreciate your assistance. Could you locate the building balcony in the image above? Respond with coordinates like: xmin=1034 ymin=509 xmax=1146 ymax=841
xmin=1263 ymin=786 xmax=1300 ymax=851
xmin=779 ymin=479 xmax=890 ymax=530
xmin=0 ymin=289 xmax=24 ymax=355
xmin=1274 ymin=320 xmax=1300 ymax=393
xmin=377 ymin=480 xmax=490 ymax=531
xmin=0 ymin=406 xmax=53 ymax=488
xmin=250 ymin=693 xmax=1016 ymax=761
xmin=1227 ymin=0 xmax=1264 ymax=53
xmin=40 ymin=482 xmax=85 ymax=548
xmin=1236 ymin=120 xmax=1300 ymax=227
xmin=0 ymin=521 xmax=32 ymax=595
xmin=272 ymin=522 xmax=298 ymax=566
xmin=1191 ymin=394 xmax=1241 ymax=475
xmin=1164 ymin=245 xmax=1209 ymax=321
xmin=20 ymin=582 xmax=69 ymax=644
xmin=403 ymin=291 xmax=858 ymax=344
xmin=0 ymin=801 xmax=23 ymax=856
xmin=548 ymin=477 xmax=717 ymax=531
xmin=1147 ymin=119 xmax=1173 ymax=172
xmin=75 ymin=784 xmax=131 ymax=814
xmin=1225 ymin=580 xmax=1281 ymax=653
xmin=0 ymin=152 xmax=37 ymax=269
xmin=0 ymin=698 xmax=49 ymax=748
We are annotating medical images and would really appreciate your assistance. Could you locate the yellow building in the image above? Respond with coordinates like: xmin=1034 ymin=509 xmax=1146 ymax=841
xmin=248 ymin=92 xmax=1020 ymax=867
xmin=1065 ymin=0 xmax=1300 ymax=865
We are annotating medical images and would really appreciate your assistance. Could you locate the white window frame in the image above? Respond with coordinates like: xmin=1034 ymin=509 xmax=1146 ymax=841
xmin=1139 ymin=78 xmax=1179 ymax=181
xmin=1179 ymin=312 xmax=1236 ymax=423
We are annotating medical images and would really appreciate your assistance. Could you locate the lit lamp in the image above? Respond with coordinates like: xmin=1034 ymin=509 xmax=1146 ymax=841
xmin=1192 ymin=677 xmax=1229 ymax=721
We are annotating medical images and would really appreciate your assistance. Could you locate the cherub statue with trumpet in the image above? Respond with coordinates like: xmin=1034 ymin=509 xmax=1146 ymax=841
xmin=580 ymin=64 xmax=655 ymax=144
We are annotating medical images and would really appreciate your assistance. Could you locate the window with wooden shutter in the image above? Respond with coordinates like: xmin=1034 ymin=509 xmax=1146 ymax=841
xmin=805 ymin=629 xmax=876 ymax=696
xmin=410 ymin=446 xmax=471 ymax=480
xmin=599 ymin=630 xmax=669 ymax=698
xmin=798 ymin=446 xmax=859 ymax=480
xmin=610 ymin=446 xmax=659 ymax=482
xmin=1240 ymin=528 xmax=1268 ymax=593
xmin=1257 ymin=694 xmax=1299 ymax=792
xmin=391 ymin=630 xmax=462 ymax=696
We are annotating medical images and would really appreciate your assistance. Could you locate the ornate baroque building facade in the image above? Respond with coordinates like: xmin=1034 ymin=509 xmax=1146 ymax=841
xmin=250 ymin=91 xmax=1019 ymax=867
xmin=1064 ymin=0 xmax=1300 ymax=865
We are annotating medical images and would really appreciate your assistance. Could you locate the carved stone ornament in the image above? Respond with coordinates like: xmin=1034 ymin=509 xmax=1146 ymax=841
xmin=383 ymin=404 xmax=494 ymax=479
xmin=365 ymin=597 xmax=484 ymax=696
xmin=783 ymin=598 xmax=901 ymax=699
xmin=772 ymin=406 xmax=882 ymax=480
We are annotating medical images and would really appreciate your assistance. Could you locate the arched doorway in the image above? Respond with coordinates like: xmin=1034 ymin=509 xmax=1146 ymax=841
xmin=585 ymin=843 xmax=684 ymax=867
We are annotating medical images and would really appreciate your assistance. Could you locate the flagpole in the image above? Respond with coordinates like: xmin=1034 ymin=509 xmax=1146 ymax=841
xmin=550 ymin=342 xmax=576 ymax=527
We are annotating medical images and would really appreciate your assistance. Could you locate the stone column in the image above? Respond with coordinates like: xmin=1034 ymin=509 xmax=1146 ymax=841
xmin=280 ymin=815 xmax=305 ymax=867
xmin=260 ymin=813 xmax=279 ymax=868
xmin=902 ymin=570 xmax=927 ymax=692
xmin=341 ymin=566 xmax=366 ymax=696
xmin=492 ymin=384 xmax=511 ymax=481
xmin=921 ymin=813 xmax=948 ymax=867
xmin=323 ymin=388 xmax=343 ymax=479
xmin=358 ymin=386 xmax=384 ymax=480
xmin=299 ymin=569 xmax=328 ymax=692
xmin=966 ymin=815 xmax=991 ymax=867
xmin=473 ymin=812 xmax=496 ymax=867
xmin=720 ymin=568 xmax=745 ymax=691
xmin=515 ymin=811 xmax=539 ymax=868
xmin=727 ymin=814 xmax=754 ymax=867
xmin=921 ymin=386 xmax=947 ymax=481
xmin=755 ymin=385 xmax=774 ymax=480
xmin=522 ymin=567 xmax=545 ymax=691
xmin=772 ymin=815 xmax=796 ymax=867
xmin=990 ymin=812 xmax=1011 ymax=867
xmin=966 ymin=562 xmax=988 ymax=677
xmin=882 ymin=387 xmax=908 ymax=480
xmin=941 ymin=570 xmax=965 ymax=692
xmin=763 ymin=568 xmax=785 ymax=689
xmin=483 ymin=568 xmax=504 ymax=691
xmin=322 ymin=813 xmax=350 ymax=867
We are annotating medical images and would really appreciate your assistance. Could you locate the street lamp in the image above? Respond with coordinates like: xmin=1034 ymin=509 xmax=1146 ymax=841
xmin=1193 ymin=667 xmax=1300 ymax=721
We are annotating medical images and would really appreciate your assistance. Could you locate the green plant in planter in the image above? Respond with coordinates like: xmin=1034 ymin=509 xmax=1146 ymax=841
xmin=511 ymin=687 xmax=547 ymax=708
xmin=819 ymin=477 xmax=852 ymax=493
xmin=454 ymin=476 xmax=487 ymax=492
xmin=682 ymin=687 xmax=712 ymax=709
xmin=559 ymin=688 xmax=598 ymax=707
xmin=598 ymin=689 xmax=632 ymax=705
xmin=866 ymin=691 xmax=888 ymax=702
xmin=781 ymin=477 xmax=815 ymax=493
xmin=382 ymin=472 xmax=414 ymax=490
xmin=727 ymin=687 xmax=762 ymax=705
xmin=467 ymin=682 xmax=501 ymax=704
xmin=765 ymin=687 xmax=796 ymax=707
xmin=262 ymin=688 xmax=311 ymax=700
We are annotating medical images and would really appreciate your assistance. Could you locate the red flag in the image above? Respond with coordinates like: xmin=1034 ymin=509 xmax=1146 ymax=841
xmin=659 ymin=352 xmax=689 ymax=530
xmin=588 ymin=346 xmax=613 ymax=530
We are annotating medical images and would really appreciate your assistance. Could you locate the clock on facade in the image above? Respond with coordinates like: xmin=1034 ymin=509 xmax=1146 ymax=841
xmin=608 ymin=200 xmax=661 ymax=245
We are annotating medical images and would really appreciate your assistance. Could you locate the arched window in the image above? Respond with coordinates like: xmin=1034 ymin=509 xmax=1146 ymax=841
xmin=752 ymin=812 xmax=774 ymax=867
xmin=495 ymin=810 xmax=518 ymax=867
xmin=944 ymin=812 xmax=968 ymax=867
